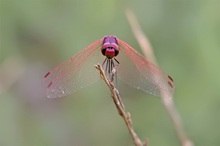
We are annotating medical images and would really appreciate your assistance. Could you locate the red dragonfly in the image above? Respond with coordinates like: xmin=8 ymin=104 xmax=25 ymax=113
xmin=43 ymin=36 xmax=175 ymax=98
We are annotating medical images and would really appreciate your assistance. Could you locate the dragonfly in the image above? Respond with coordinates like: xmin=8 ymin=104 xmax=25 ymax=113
xmin=43 ymin=36 xmax=175 ymax=98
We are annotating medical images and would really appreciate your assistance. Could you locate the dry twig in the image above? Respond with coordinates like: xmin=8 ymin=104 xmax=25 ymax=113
xmin=95 ymin=64 xmax=147 ymax=146
xmin=125 ymin=8 xmax=193 ymax=146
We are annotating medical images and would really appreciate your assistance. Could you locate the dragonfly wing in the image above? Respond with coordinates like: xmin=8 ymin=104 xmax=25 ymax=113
xmin=116 ymin=39 xmax=175 ymax=97
xmin=43 ymin=39 xmax=105 ymax=98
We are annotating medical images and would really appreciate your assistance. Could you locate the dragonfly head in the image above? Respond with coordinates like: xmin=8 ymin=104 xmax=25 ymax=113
xmin=101 ymin=36 xmax=119 ymax=59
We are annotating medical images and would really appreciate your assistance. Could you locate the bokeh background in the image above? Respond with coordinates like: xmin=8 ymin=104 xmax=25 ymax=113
xmin=1 ymin=0 xmax=220 ymax=146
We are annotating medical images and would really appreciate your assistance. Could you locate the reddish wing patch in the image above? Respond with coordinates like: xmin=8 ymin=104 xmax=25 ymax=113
xmin=167 ymin=75 xmax=174 ymax=88
xmin=167 ymin=81 xmax=173 ymax=88
xmin=168 ymin=75 xmax=174 ymax=82
xmin=44 ymin=72 xmax=50 ymax=78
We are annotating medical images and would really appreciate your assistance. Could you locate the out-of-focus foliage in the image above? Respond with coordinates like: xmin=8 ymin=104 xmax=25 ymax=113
xmin=0 ymin=0 xmax=220 ymax=146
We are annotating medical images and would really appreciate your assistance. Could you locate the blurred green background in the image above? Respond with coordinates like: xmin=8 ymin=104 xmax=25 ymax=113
xmin=1 ymin=0 xmax=220 ymax=146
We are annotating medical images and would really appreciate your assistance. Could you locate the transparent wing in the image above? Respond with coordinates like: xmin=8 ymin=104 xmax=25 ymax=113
xmin=116 ymin=39 xmax=175 ymax=97
xmin=43 ymin=39 xmax=105 ymax=98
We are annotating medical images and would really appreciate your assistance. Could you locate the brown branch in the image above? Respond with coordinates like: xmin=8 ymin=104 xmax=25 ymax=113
xmin=125 ymin=8 xmax=193 ymax=146
xmin=95 ymin=64 xmax=147 ymax=146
